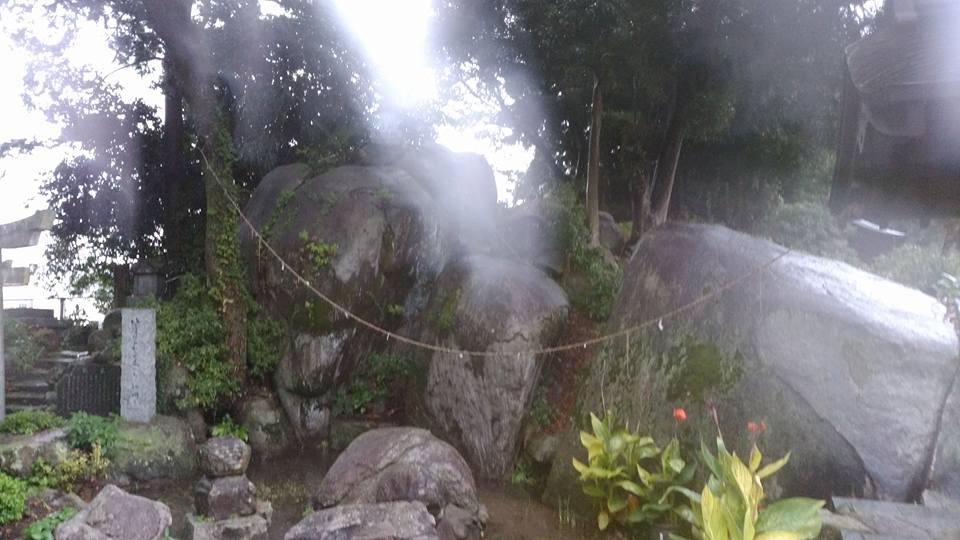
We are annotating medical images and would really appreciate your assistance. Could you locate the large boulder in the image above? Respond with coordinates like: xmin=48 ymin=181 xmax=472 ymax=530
xmin=285 ymin=501 xmax=438 ymax=540
xmin=110 ymin=416 xmax=198 ymax=482
xmin=313 ymin=427 xmax=480 ymax=516
xmin=198 ymin=437 xmax=251 ymax=478
xmin=240 ymin=146 xmax=498 ymax=439
xmin=411 ymin=255 xmax=569 ymax=478
xmin=550 ymin=223 xmax=958 ymax=502
xmin=55 ymin=484 xmax=172 ymax=540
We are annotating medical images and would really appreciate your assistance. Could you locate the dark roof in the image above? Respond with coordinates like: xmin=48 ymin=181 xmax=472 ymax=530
xmin=846 ymin=20 xmax=960 ymax=101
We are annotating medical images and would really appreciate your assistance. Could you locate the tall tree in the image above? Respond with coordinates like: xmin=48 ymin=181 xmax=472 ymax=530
xmin=8 ymin=0 xmax=382 ymax=392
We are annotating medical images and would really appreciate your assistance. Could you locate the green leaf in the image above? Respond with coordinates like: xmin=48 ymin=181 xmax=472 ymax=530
xmin=756 ymin=498 xmax=824 ymax=538
xmin=617 ymin=479 xmax=647 ymax=497
xmin=608 ymin=490 xmax=629 ymax=513
xmin=749 ymin=445 xmax=762 ymax=473
xmin=590 ymin=413 xmax=610 ymax=441
xmin=700 ymin=485 xmax=729 ymax=540
xmin=598 ymin=510 xmax=611 ymax=531
xmin=757 ymin=453 xmax=791 ymax=480
xmin=660 ymin=486 xmax=702 ymax=505
xmin=582 ymin=484 xmax=606 ymax=498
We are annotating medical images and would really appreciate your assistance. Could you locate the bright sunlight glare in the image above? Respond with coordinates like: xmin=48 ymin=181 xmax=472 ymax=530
xmin=331 ymin=0 xmax=437 ymax=108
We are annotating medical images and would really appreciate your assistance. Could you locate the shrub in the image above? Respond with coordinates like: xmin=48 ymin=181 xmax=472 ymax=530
xmin=0 ymin=472 xmax=26 ymax=525
xmin=332 ymin=352 xmax=411 ymax=416
xmin=246 ymin=314 xmax=288 ymax=381
xmin=211 ymin=415 xmax=248 ymax=442
xmin=66 ymin=413 xmax=119 ymax=455
xmin=554 ymin=186 xmax=622 ymax=321
xmin=872 ymin=243 xmax=960 ymax=294
xmin=760 ymin=202 xmax=858 ymax=262
xmin=157 ymin=275 xmax=238 ymax=412
xmin=24 ymin=507 xmax=78 ymax=540
xmin=0 ymin=410 xmax=65 ymax=435
xmin=677 ymin=437 xmax=824 ymax=540
xmin=29 ymin=444 xmax=109 ymax=493
xmin=3 ymin=319 xmax=47 ymax=369
xmin=573 ymin=413 xmax=698 ymax=534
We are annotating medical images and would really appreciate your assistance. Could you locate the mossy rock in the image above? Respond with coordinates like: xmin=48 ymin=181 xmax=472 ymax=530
xmin=109 ymin=416 xmax=198 ymax=482
xmin=0 ymin=428 xmax=70 ymax=478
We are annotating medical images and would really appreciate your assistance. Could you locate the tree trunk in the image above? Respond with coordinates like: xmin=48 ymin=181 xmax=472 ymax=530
xmin=144 ymin=0 xmax=248 ymax=386
xmin=630 ymin=168 xmax=652 ymax=241
xmin=586 ymin=74 xmax=603 ymax=247
xmin=650 ymin=116 xmax=684 ymax=227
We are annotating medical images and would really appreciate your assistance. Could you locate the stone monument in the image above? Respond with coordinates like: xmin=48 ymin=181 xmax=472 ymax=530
xmin=120 ymin=308 xmax=156 ymax=423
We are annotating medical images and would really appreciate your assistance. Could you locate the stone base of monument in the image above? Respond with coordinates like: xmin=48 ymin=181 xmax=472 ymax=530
xmin=185 ymin=500 xmax=272 ymax=540
xmin=185 ymin=436 xmax=271 ymax=540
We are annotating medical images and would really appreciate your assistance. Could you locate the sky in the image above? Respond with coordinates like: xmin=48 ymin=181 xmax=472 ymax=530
xmin=0 ymin=0 xmax=531 ymax=318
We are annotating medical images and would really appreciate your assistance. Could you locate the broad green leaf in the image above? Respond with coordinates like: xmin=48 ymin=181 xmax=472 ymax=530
xmin=660 ymin=485 xmax=703 ymax=506
xmin=582 ymin=484 xmax=605 ymax=498
xmin=749 ymin=445 xmax=762 ymax=473
xmin=590 ymin=413 xmax=610 ymax=441
xmin=674 ymin=504 xmax=702 ymax=528
xmin=608 ymin=490 xmax=629 ymax=513
xmin=730 ymin=455 xmax=758 ymax=502
xmin=572 ymin=458 xmax=587 ymax=474
xmin=637 ymin=464 xmax=654 ymax=487
xmin=598 ymin=510 xmax=610 ymax=531
xmin=617 ymin=479 xmax=647 ymax=497
xmin=754 ymin=532 xmax=804 ymax=540
xmin=756 ymin=498 xmax=824 ymax=538
xmin=670 ymin=457 xmax=686 ymax=474
xmin=700 ymin=485 xmax=728 ymax=540
xmin=757 ymin=453 xmax=791 ymax=480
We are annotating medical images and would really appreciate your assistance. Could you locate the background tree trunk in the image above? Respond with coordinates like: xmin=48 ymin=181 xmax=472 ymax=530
xmin=586 ymin=74 xmax=603 ymax=247
xmin=144 ymin=0 xmax=248 ymax=386
xmin=650 ymin=124 xmax=684 ymax=226
xmin=630 ymin=168 xmax=652 ymax=241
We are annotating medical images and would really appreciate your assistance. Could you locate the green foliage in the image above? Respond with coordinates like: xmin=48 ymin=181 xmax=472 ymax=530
xmin=872 ymin=243 xmax=960 ymax=294
xmin=433 ymin=289 xmax=461 ymax=333
xmin=261 ymin=190 xmax=295 ymax=243
xmin=555 ymin=187 xmax=622 ymax=321
xmin=0 ymin=410 xmax=65 ymax=435
xmin=3 ymin=319 xmax=48 ymax=370
xmin=0 ymin=472 xmax=26 ymax=525
xmin=211 ymin=415 xmax=249 ymax=442
xmin=299 ymin=231 xmax=338 ymax=270
xmin=157 ymin=275 xmax=238 ymax=412
xmin=528 ymin=385 xmax=555 ymax=429
xmin=760 ymin=202 xmax=858 ymax=262
xmin=332 ymin=352 xmax=412 ymax=416
xmin=246 ymin=315 xmax=288 ymax=381
xmin=24 ymin=507 xmax=78 ymax=540
xmin=29 ymin=444 xmax=109 ymax=493
xmin=511 ymin=460 xmax=537 ymax=488
xmin=572 ymin=413 xmax=698 ymax=534
xmin=66 ymin=413 xmax=119 ymax=455
xmin=660 ymin=341 xmax=742 ymax=404
xmin=677 ymin=438 xmax=823 ymax=540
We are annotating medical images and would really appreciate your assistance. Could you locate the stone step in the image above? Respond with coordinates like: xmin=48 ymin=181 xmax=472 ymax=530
xmin=831 ymin=497 xmax=960 ymax=539
xmin=7 ymin=379 xmax=51 ymax=392
xmin=6 ymin=391 xmax=51 ymax=406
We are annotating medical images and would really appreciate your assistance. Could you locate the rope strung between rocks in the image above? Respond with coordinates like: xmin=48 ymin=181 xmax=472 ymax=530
xmin=200 ymin=149 xmax=791 ymax=358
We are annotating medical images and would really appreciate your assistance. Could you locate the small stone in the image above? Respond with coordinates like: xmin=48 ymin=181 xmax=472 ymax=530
xmin=284 ymin=502 xmax=438 ymax=540
xmin=195 ymin=476 xmax=257 ymax=520
xmin=525 ymin=433 xmax=559 ymax=465
xmin=438 ymin=504 xmax=483 ymax=540
xmin=199 ymin=437 xmax=251 ymax=477
xmin=186 ymin=500 xmax=272 ymax=540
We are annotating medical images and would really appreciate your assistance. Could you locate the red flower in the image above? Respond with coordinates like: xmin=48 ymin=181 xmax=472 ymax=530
xmin=747 ymin=421 xmax=767 ymax=435
xmin=673 ymin=408 xmax=688 ymax=423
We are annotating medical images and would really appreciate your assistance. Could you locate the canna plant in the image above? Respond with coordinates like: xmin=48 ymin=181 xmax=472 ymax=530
xmin=676 ymin=436 xmax=824 ymax=540
xmin=573 ymin=413 xmax=699 ymax=534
